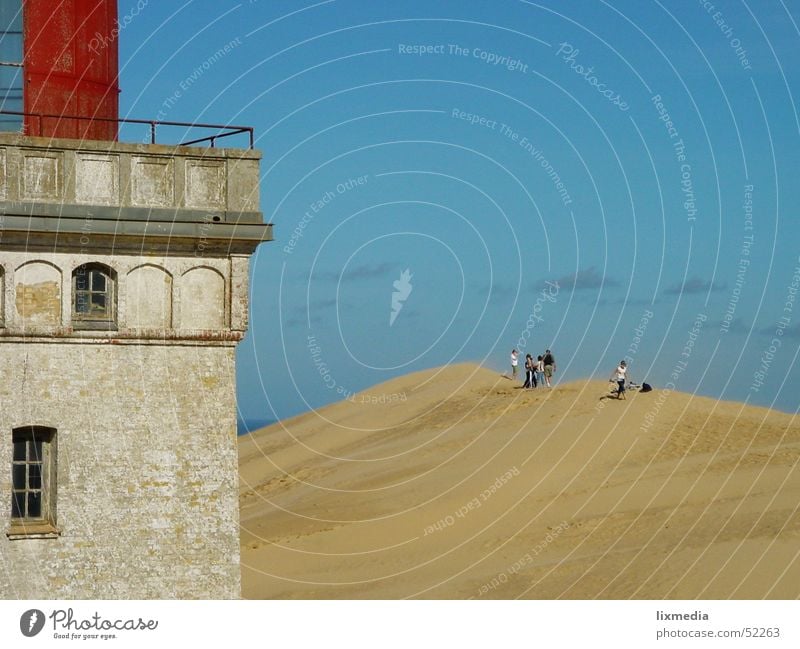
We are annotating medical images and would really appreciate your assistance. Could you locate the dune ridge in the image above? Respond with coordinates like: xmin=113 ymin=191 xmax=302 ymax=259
xmin=239 ymin=363 xmax=800 ymax=599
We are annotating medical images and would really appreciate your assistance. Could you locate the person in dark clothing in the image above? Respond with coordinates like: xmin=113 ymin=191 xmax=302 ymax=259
xmin=523 ymin=354 xmax=536 ymax=389
xmin=542 ymin=349 xmax=556 ymax=387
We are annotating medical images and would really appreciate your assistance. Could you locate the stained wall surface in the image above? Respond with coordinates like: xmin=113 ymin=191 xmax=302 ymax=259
xmin=0 ymin=343 xmax=240 ymax=599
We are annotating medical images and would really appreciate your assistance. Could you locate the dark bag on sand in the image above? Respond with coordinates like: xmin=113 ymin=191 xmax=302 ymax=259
xmin=640 ymin=382 xmax=652 ymax=393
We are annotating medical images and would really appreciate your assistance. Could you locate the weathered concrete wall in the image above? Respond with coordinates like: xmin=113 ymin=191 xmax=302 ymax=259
xmin=177 ymin=267 xmax=225 ymax=330
xmin=230 ymin=255 xmax=250 ymax=332
xmin=0 ymin=343 xmax=240 ymax=599
xmin=75 ymin=153 xmax=120 ymax=205
xmin=0 ymin=266 xmax=4 ymax=326
xmin=0 ymin=133 xmax=261 ymax=217
xmin=14 ymin=261 xmax=62 ymax=326
xmin=0 ymin=251 xmax=239 ymax=335
xmin=127 ymin=264 xmax=173 ymax=329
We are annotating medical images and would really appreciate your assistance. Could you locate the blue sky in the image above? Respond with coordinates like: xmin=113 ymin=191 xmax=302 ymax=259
xmin=118 ymin=0 xmax=800 ymax=423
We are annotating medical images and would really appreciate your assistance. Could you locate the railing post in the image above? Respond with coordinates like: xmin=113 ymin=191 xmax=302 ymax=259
xmin=150 ymin=121 xmax=156 ymax=144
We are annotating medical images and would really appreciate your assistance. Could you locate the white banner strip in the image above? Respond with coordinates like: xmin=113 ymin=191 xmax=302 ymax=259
xmin=0 ymin=600 xmax=797 ymax=648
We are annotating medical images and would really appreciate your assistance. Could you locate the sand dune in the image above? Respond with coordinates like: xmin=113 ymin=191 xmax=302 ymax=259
xmin=238 ymin=363 xmax=800 ymax=598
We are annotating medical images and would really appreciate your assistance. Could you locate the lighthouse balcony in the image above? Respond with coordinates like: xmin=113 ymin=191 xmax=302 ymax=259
xmin=0 ymin=130 xmax=271 ymax=255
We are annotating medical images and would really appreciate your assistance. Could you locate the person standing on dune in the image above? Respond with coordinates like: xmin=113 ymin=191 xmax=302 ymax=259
xmin=611 ymin=360 xmax=629 ymax=399
xmin=523 ymin=354 xmax=536 ymax=389
xmin=542 ymin=349 xmax=556 ymax=387
xmin=510 ymin=349 xmax=519 ymax=380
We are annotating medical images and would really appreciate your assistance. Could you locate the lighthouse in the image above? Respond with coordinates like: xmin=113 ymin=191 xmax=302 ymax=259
xmin=0 ymin=0 xmax=271 ymax=598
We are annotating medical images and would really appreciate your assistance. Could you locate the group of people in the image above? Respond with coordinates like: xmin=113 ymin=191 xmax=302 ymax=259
xmin=510 ymin=349 xmax=556 ymax=389
xmin=510 ymin=349 xmax=636 ymax=399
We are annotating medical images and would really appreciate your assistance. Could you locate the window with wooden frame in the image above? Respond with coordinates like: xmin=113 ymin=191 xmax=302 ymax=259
xmin=7 ymin=426 xmax=59 ymax=539
xmin=72 ymin=263 xmax=117 ymax=329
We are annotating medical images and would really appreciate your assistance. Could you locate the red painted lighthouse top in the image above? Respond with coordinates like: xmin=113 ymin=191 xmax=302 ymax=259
xmin=23 ymin=0 xmax=119 ymax=141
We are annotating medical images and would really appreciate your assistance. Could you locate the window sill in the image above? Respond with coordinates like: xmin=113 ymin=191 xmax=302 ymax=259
xmin=72 ymin=320 xmax=118 ymax=332
xmin=6 ymin=522 xmax=61 ymax=540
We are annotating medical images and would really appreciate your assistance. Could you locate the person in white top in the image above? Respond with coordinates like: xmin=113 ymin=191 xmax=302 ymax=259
xmin=611 ymin=360 xmax=629 ymax=399
xmin=510 ymin=350 xmax=519 ymax=380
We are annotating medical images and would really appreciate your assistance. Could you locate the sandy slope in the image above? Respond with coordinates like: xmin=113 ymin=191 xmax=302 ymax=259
xmin=238 ymin=364 xmax=800 ymax=599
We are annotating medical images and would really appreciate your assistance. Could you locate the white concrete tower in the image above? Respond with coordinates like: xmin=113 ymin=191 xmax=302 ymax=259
xmin=0 ymin=0 xmax=271 ymax=598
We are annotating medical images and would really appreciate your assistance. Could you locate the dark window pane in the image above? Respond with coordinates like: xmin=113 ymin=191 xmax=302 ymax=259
xmin=29 ymin=464 xmax=42 ymax=490
xmin=11 ymin=491 xmax=23 ymax=518
xmin=75 ymin=292 xmax=90 ymax=313
xmin=29 ymin=440 xmax=42 ymax=462
xmin=27 ymin=492 xmax=42 ymax=518
xmin=13 ymin=440 xmax=26 ymax=461
xmin=91 ymin=272 xmax=106 ymax=291
xmin=12 ymin=463 xmax=26 ymax=489
xmin=75 ymin=273 xmax=89 ymax=291
xmin=91 ymin=293 xmax=107 ymax=310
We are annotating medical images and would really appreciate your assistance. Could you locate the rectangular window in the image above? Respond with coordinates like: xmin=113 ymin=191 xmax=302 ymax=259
xmin=7 ymin=426 xmax=59 ymax=539
xmin=0 ymin=1 xmax=23 ymax=132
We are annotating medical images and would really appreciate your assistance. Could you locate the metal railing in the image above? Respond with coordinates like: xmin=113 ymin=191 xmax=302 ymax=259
xmin=0 ymin=109 xmax=254 ymax=148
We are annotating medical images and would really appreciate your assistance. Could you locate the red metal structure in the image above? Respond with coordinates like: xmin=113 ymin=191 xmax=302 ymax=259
xmin=23 ymin=0 xmax=119 ymax=140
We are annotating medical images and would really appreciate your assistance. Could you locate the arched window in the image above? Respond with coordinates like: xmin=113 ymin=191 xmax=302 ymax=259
xmin=72 ymin=263 xmax=116 ymax=328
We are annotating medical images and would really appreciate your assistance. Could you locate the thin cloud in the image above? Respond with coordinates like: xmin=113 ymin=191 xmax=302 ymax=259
xmin=313 ymin=262 xmax=396 ymax=283
xmin=556 ymin=266 xmax=619 ymax=290
xmin=479 ymin=282 xmax=516 ymax=301
xmin=310 ymin=297 xmax=338 ymax=310
xmin=723 ymin=317 xmax=752 ymax=335
xmin=284 ymin=315 xmax=322 ymax=328
xmin=288 ymin=297 xmax=338 ymax=317
xmin=664 ymin=277 xmax=726 ymax=295
xmin=599 ymin=296 xmax=657 ymax=307
xmin=285 ymin=298 xmax=341 ymax=328
xmin=782 ymin=323 xmax=800 ymax=339
xmin=759 ymin=322 xmax=800 ymax=339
